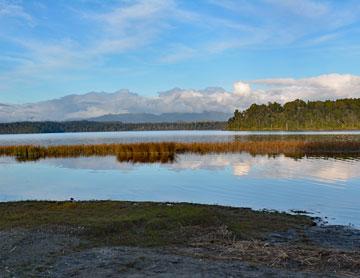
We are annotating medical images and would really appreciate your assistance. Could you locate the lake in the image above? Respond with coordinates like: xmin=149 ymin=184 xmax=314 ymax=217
xmin=1 ymin=130 xmax=360 ymax=145
xmin=1 ymin=130 xmax=360 ymax=227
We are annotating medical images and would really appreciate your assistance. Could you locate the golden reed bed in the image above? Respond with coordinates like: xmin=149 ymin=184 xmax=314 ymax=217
xmin=1 ymin=141 xmax=360 ymax=163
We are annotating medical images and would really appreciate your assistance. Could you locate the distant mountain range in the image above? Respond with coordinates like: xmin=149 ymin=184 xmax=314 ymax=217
xmin=89 ymin=111 xmax=231 ymax=123
xmin=0 ymin=88 xmax=235 ymax=123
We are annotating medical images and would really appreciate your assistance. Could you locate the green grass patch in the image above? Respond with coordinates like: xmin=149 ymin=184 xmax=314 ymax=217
xmin=0 ymin=201 xmax=314 ymax=247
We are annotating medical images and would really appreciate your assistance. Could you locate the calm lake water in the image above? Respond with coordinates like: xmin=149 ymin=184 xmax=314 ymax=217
xmin=1 ymin=131 xmax=360 ymax=227
xmin=1 ymin=130 xmax=360 ymax=145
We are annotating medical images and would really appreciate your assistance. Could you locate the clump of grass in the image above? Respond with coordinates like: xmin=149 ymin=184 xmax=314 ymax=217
xmin=0 ymin=141 xmax=359 ymax=163
xmin=0 ymin=143 xmax=177 ymax=163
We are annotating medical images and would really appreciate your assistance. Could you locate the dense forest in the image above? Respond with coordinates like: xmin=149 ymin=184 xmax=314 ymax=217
xmin=0 ymin=121 xmax=226 ymax=134
xmin=227 ymin=98 xmax=360 ymax=131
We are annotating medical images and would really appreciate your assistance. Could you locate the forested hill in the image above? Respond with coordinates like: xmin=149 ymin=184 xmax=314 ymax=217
xmin=0 ymin=121 xmax=226 ymax=134
xmin=227 ymin=98 xmax=360 ymax=130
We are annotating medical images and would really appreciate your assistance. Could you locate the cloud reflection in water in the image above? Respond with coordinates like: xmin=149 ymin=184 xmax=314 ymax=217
xmin=34 ymin=153 xmax=360 ymax=185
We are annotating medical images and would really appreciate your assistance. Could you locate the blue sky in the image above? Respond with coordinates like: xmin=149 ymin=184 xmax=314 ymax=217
xmin=1 ymin=0 xmax=360 ymax=103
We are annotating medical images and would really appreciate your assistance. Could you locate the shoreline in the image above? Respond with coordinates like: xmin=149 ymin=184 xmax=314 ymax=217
xmin=2 ymin=129 xmax=360 ymax=138
xmin=1 ymin=201 xmax=359 ymax=277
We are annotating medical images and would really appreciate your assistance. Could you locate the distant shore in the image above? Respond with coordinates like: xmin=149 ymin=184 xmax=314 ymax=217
xmin=2 ymin=120 xmax=360 ymax=135
xmin=1 ymin=201 xmax=359 ymax=277
xmin=0 ymin=121 xmax=227 ymax=134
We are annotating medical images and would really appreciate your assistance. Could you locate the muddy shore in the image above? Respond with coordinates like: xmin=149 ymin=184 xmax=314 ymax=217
xmin=0 ymin=201 xmax=359 ymax=277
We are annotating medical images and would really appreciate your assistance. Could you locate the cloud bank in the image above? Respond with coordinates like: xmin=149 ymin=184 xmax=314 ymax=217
xmin=249 ymin=74 xmax=360 ymax=103
xmin=1 ymin=74 xmax=360 ymax=122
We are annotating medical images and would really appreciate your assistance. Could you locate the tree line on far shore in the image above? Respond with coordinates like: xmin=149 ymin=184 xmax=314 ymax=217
xmin=227 ymin=98 xmax=360 ymax=130
xmin=0 ymin=121 xmax=226 ymax=134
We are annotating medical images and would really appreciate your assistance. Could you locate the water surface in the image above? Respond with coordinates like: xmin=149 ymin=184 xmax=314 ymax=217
xmin=1 ymin=130 xmax=360 ymax=146
xmin=2 ymin=130 xmax=360 ymax=227
xmin=1 ymin=152 xmax=359 ymax=227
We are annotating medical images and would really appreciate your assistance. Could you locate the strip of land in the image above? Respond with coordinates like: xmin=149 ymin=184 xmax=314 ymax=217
xmin=0 ymin=201 xmax=359 ymax=277
xmin=0 ymin=121 xmax=226 ymax=134
xmin=1 ymin=141 xmax=360 ymax=163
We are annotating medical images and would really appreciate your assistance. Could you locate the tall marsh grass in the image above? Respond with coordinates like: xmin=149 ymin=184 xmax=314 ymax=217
xmin=0 ymin=141 xmax=360 ymax=163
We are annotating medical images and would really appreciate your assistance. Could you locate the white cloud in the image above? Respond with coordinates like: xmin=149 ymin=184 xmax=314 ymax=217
xmin=233 ymin=81 xmax=251 ymax=96
xmin=1 ymin=74 xmax=360 ymax=121
xmin=250 ymin=74 xmax=360 ymax=103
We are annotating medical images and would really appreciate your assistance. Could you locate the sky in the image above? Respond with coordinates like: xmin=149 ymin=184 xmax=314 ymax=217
xmin=1 ymin=0 xmax=360 ymax=105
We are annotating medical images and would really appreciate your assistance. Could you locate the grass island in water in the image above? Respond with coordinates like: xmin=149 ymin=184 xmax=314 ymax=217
xmin=1 ymin=141 xmax=360 ymax=163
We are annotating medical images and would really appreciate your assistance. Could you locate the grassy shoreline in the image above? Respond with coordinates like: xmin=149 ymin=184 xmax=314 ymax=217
xmin=0 ymin=201 xmax=314 ymax=246
xmin=1 ymin=140 xmax=360 ymax=163
xmin=1 ymin=201 xmax=359 ymax=276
